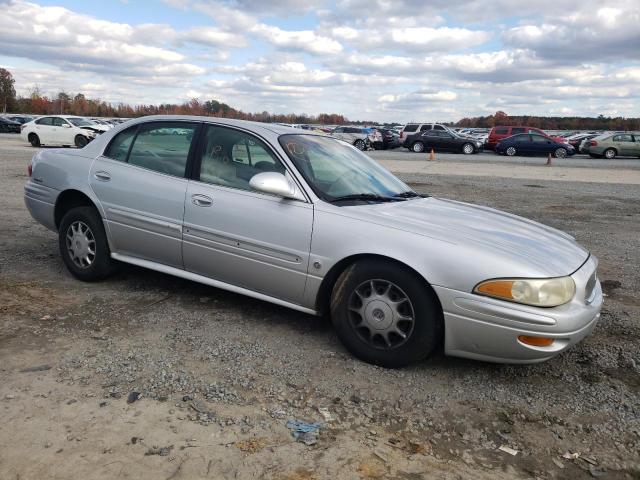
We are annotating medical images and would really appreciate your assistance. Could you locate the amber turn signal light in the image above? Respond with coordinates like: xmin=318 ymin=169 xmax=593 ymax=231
xmin=518 ymin=335 xmax=554 ymax=347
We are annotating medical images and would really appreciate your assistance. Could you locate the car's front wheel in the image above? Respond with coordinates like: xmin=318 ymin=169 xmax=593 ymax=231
xmin=75 ymin=135 xmax=89 ymax=148
xmin=412 ymin=142 xmax=424 ymax=153
xmin=28 ymin=133 xmax=40 ymax=147
xmin=354 ymin=139 xmax=366 ymax=150
xmin=330 ymin=259 xmax=443 ymax=368
xmin=462 ymin=143 xmax=474 ymax=154
xmin=505 ymin=146 xmax=517 ymax=156
xmin=554 ymin=147 xmax=568 ymax=158
xmin=59 ymin=206 xmax=117 ymax=281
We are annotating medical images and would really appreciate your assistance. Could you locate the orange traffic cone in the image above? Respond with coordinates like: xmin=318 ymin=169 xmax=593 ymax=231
xmin=546 ymin=153 xmax=552 ymax=166
xmin=429 ymin=148 xmax=435 ymax=161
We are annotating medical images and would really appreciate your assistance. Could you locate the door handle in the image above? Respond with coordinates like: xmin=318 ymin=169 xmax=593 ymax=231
xmin=94 ymin=171 xmax=111 ymax=181
xmin=191 ymin=194 xmax=213 ymax=207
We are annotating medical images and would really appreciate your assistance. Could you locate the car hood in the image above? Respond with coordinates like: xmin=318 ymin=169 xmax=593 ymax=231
xmin=342 ymin=197 xmax=588 ymax=277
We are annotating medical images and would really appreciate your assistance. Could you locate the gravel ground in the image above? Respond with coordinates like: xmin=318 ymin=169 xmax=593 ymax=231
xmin=0 ymin=133 xmax=638 ymax=479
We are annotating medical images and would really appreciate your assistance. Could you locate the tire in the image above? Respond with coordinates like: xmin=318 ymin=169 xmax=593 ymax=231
xmin=330 ymin=259 xmax=443 ymax=368
xmin=58 ymin=206 xmax=117 ymax=282
xmin=75 ymin=135 xmax=88 ymax=148
xmin=505 ymin=146 xmax=517 ymax=156
xmin=354 ymin=139 xmax=366 ymax=150
xmin=462 ymin=143 xmax=474 ymax=155
xmin=554 ymin=147 xmax=568 ymax=158
xmin=28 ymin=133 xmax=40 ymax=147
xmin=603 ymin=148 xmax=616 ymax=159
xmin=412 ymin=142 xmax=424 ymax=153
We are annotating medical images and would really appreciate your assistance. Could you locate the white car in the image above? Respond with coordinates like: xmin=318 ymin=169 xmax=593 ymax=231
xmin=21 ymin=115 xmax=106 ymax=148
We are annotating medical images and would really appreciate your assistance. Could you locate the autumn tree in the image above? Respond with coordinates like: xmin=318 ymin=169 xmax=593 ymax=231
xmin=0 ymin=68 xmax=17 ymax=113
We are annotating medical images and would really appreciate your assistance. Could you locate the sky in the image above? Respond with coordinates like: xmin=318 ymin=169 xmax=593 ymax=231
xmin=0 ymin=0 xmax=639 ymax=122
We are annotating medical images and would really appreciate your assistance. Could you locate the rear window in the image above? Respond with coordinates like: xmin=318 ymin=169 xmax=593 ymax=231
xmin=494 ymin=127 xmax=509 ymax=135
xmin=403 ymin=124 xmax=418 ymax=133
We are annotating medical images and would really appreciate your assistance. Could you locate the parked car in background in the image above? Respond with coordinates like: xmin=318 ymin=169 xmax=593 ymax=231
xmin=567 ymin=133 xmax=599 ymax=150
xmin=487 ymin=126 xmax=565 ymax=150
xmin=90 ymin=119 xmax=114 ymax=130
xmin=496 ymin=133 xmax=575 ymax=158
xmin=404 ymin=129 xmax=483 ymax=154
xmin=400 ymin=123 xmax=452 ymax=142
xmin=24 ymin=115 xmax=602 ymax=367
xmin=4 ymin=115 xmax=34 ymax=125
xmin=371 ymin=128 xmax=400 ymax=150
xmin=0 ymin=117 xmax=21 ymax=133
xmin=331 ymin=126 xmax=373 ymax=150
xmin=584 ymin=133 xmax=640 ymax=159
xmin=21 ymin=115 xmax=106 ymax=147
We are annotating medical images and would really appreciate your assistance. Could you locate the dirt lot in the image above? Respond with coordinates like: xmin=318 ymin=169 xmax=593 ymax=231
xmin=1 ymin=133 xmax=639 ymax=479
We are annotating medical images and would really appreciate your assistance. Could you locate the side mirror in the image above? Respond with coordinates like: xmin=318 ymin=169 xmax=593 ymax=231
xmin=249 ymin=172 xmax=296 ymax=198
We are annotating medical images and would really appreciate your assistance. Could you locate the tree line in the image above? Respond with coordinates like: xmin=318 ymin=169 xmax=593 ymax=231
xmin=455 ymin=110 xmax=640 ymax=131
xmin=1 ymin=68 xmax=638 ymax=129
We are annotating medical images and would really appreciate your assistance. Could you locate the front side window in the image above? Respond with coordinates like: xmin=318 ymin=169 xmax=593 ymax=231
xmin=127 ymin=122 xmax=197 ymax=177
xmin=35 ymin=117 xmax=53 ymax=126
xmin=198 ymin=125 xmax=284 ymax=191
xmin=279 ymin=134 xmax=413 ymax=202
xmin=531 ymin=134 xmax=548 ymax=142
xmin=104 ymin=127 xmax=137 ymax=162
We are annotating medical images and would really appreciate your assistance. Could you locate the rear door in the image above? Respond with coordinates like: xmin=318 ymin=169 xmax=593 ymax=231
xmin=33 ymin=117 xmax=54 ymax=143
xmin=632 ymin=135 xmax=640 ymax=156
xmin=182 ymin=123 xmax=313 ymax=304
xmin=90 ymin=121 xmax=200 ymax=268
xmin=613 ymin=134 xmax=635 ymax=156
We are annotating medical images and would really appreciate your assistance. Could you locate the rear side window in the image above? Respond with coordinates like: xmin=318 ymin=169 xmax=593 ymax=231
xmin=511 ymin=127 xmax=526 ymax=134
xmin=403 ymin=124 xmax=418 ymax=133
xmin=127 ymin=122 xmax=197 ymax=177
xmin=494 ymin=127 xmax=508 ymax=135
xmin=35 ymin=117 xmax=53 ymax=126
xmin=433 ymin=125 xmax=445 ymax=131
xmin=419 ymin=124 xmax=431 ymax=131
xmin=613 ymin=134 xmax=633 ymax=142
xmin=105 ymin=127 xmax=137 ymax=162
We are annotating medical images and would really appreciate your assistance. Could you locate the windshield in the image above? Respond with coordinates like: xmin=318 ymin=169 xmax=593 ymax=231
xmin=279 ymin=134 xmax=416 ymax=203
xmin=66 ymin=117 xmax=93 ymax=127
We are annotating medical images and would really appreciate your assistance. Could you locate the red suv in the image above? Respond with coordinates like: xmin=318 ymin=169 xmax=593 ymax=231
xmin=487 ymin=126 xmax=565 ymax=150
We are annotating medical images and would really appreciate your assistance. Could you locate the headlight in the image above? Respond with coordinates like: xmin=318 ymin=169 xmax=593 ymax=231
xmin=474 ymin=277 xmax=575 ymax=307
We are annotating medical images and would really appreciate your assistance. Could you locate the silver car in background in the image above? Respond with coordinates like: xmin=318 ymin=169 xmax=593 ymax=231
xmin=24 ymin=115 xmax=602 ymax=367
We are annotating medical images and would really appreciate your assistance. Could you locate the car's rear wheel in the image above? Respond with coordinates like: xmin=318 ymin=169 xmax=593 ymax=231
xmin=505 ymin=146 xmax=517 ymax=156
xmin=354 ymin=139 xmax=366 ymax=150
xmin=554 ymin=147 xmax=568 ymax=158
xmin=28 ymin=133 xmax=40 ymax=147
xmin=59 ymin=206 xmax=117 ymax=282
xmin=75 ymin=135 xmax=89 ymax=148
xmin=412 ymin=142 xmax=424 ymax=153
xmin=603 ymin=148 xmax=616 ymax=159
xmin=330 ymin=259 xmax=442 ymax=368
xmin=462 ymin=143 xmax=474 ymax=154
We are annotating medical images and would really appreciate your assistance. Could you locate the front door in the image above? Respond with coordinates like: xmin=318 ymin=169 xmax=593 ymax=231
xmin=89 ymin=121 xmax=199 ymax=268
xmin=182 ymin=124 xmax=313 ymax=304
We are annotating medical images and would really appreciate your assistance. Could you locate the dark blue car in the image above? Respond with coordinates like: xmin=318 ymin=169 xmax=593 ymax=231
xmin=496 ymin=133 xmax=575 ymax=158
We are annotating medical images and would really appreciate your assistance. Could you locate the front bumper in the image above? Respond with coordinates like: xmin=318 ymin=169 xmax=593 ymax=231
xmin=434 ymin=256 xmax=602 ymax=363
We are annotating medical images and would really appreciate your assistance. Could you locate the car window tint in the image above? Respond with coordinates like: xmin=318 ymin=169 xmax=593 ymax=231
xmin=51 ymin=117 xmax=68 ymax=127
xmin=531 ymin=135 xmax=548 ymax=142
xmin=128 ymin=122 xmax=196 ymax=177
xmin=419 ymin=125 xmax=431 ymax=131
xmin=333 ymin=127 xmax=344 ymax=133
xmin=433 ymin=125 xmax=445 ymax=131
xmin=104 ymin=127 xmax=137 ymax=162
xmin=495 ymin=127 xmax=508 ymax=134
xmin=36 ymin=117 xmax=53 ymax=126
xmin=403 ymin=124 xmax=418 ymax=132
xmin=512 ymin=127 xmax=526 ymax=134
xmin=199 ymin=125 xmax=284 ymax=191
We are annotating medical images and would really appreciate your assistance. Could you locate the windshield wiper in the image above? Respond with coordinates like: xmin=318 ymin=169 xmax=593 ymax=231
xmin=329 ymin=193 xmax=404 ymax=203
xmin=393 ymin=191 xmax=421 ymax=198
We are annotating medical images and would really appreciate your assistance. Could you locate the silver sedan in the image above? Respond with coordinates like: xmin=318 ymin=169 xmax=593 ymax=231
xmin=24 ymin=115 xmax=602 ymax=367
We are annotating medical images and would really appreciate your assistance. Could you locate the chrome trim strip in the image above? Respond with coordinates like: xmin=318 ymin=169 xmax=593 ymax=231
xmin=108 ymin=207 xmax=182 ymax=233
xmin=111 ymin=253 xmax=318 ymax=316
